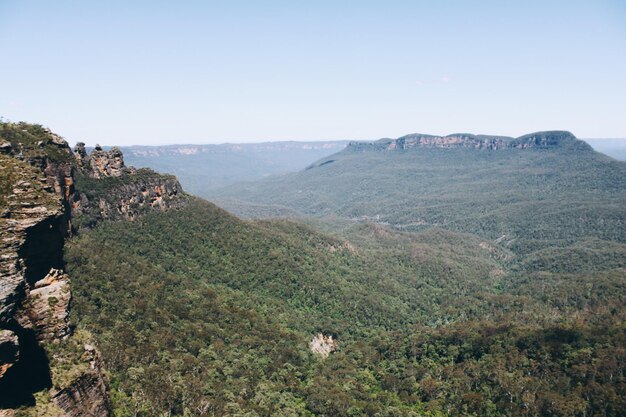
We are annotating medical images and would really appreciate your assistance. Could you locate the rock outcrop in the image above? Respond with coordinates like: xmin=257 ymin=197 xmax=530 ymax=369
xmin=16 ymin=269 xmax=71 ymax=342
xmin=70 ymin=144 xmax=188 ymax=228
xmin=50 ymin=343 xmax=110 ymax=417
xmin=309 ymin=333 xmax=337 ymax=358
xmin=1 ymin=121 xmax=189 ymax=415
xmin=346 ymin=131 xmax=592 ymax=153
xmin=80 ymin=144 xmax=134 ymax=179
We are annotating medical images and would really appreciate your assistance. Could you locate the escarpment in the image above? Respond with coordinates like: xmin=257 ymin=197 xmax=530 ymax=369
xmin=71 ymin=143 xmax=188 ymax=229
xmin=0 ymin=121 xmax=188 ymax=415
xmin=345 ymin=130 xmax=592 ymax=152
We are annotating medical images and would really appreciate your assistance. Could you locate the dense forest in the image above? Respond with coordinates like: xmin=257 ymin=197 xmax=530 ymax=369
xmin=66 ymin=197 xmax=626 ymax=416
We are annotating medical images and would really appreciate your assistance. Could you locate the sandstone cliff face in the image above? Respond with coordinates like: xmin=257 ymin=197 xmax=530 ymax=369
xmin=391 ymin=134 xmax=508 ymax=150
xmin=347 ymin=131 xmax=590 ymax=153
xmin=16 ymin=269 xmax=71 ymax=342
xmin=49 ymin=342 xmax=110 ymax=417
xmin=0 ymin=125 xmax=100 ymax=414
xmin=0 ymin=163 xmax=63 ymax=329
xmin=71 ymin=145 xmax=188 ymax=228
xmin=74 ymin=173 xmax=186 ymax=222
xmin=1 ymin=122 xmax=188 ymax=415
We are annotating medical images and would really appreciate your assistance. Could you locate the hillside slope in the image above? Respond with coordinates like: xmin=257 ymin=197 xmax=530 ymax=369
xmin=66 ymin=197 xmax=626 ymax=416
xmin=213 ymin=131 xmax=626 ymax=254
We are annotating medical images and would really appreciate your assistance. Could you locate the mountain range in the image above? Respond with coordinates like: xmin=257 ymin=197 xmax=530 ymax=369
xmin=111 ymin=137 xmax=626 ymax=205
xmin=1 ymin=123 xmax=624 ymax=416
xmin=120 ymin=141 xmax=348 ymax=197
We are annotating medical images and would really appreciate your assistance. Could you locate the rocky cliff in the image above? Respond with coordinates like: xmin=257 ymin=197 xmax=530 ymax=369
xmin=71 ymin=144 xmax=188 ymax=229
xmin=0 ymin=122 xmax=188 ymax=415
xmin=346 ymin=131 xmax=593 ymax=152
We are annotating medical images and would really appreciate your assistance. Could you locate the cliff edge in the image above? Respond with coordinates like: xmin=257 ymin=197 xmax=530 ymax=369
xmin=0 ymin=121 xmax=188 ymax=416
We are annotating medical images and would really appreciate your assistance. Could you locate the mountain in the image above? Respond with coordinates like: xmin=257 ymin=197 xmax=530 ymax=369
xmin=2 ymin=124 xmax=625 ymax=416
xmin=212 ymin=131 xmax=626 ymax=254
xmin=119 ymin=141 xmax=348 ymax=197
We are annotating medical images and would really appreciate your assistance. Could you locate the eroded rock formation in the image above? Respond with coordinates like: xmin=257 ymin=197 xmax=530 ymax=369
xmin=16 ymin=269 xmax=71 ymax=342
xmin=82 ymin=145 xmax=134 ymax=179
xmin=70 ymin=144 xmax=188 ymax=228
xmin=1 ymin=122 xmax=189 ymax=414
xmin=309 ymin=333 xmax=337 ymax=358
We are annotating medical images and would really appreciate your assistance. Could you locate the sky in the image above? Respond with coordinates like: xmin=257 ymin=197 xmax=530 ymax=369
xmin=1 ymin=1 xmax=625 ymax=146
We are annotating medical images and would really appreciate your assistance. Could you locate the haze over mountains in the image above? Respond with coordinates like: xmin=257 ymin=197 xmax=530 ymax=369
xmin=121 ymin=141 xmax=348 ymax=196
xmin=584 ymin=138 xmax=626 ymax=161
xmin=112 ymin=137 xmax=626 ymax=203
xmin=210 ymin=131 xmax=624 ymax=246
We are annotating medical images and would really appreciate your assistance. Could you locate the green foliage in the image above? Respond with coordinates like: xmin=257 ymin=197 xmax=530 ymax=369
xmin=66 ymin=196 xmax=626 ymax=416
xmin=0 ymin=121 xmax=73 ymax=164
xmin=212 ymin=142 xmax=626 ymax=255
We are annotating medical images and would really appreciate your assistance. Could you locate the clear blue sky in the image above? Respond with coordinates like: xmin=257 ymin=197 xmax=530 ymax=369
xmin=1 ymin=1 xmax=625 ymax=145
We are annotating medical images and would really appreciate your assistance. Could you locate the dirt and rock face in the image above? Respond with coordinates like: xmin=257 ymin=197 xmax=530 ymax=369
xmin=309 ymin=333 xmax=337 ymax=358
xmin=0 ymin=122 xmax=188 ymax=415
xmin=75 ymin=143 xmax=133 ymax=179
xmin=71 ymin=143 xmax=188 ymax=228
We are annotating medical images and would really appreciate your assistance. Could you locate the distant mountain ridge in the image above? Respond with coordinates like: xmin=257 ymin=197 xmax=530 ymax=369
xmin=122 ymin=141 xmax=347 ymax=156
xmin=100 ymin=135 xmax=624 ymax=201
xmin=117 ymin=141 xmax=349 ymax=196
xmin=345 ymin=131 xmax=590 ymax=152
xmin=213 ymin=130 xmax=626 ymax=255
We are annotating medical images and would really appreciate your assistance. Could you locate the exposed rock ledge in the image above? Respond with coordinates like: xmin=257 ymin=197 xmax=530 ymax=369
xmin=50 ymin=343 xmax=110 ymax=417
xmin=0 ymin=122 xmax=112 ymax=416
xmin=310 ymin=333 xmax=337 ymax=358
xmin=16 ymin=269 xmax=71 ymax=342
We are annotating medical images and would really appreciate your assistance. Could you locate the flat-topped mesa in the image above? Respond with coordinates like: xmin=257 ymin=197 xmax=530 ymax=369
xmin=509 ymin=131 xmax=591 ymax=150
xmin=75 ymin=143 xmax=135 ymax=178
xmin=348 ymin=131 xmax=591 ymax=152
